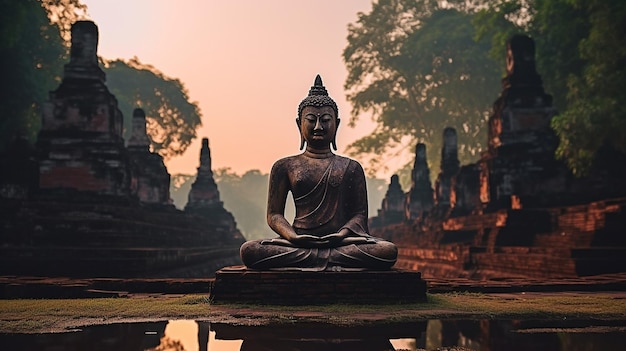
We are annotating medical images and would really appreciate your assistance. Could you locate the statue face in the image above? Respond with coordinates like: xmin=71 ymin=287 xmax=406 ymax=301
xmin=299 ymin=106 xmax=337 ymax=149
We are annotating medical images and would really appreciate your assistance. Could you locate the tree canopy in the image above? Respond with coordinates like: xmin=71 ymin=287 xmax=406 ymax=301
xmin=343 ymin=0 xmax=502 ymax=178
xmin=548 ymin=0 xmax=626 ymax=175
xmin=0 ymin=0 xmax=68 ymax=147
xmin=104 ymin=58 xmax=202 ymax=159
xmin=472 ymin=0 xmax=625 ymax=176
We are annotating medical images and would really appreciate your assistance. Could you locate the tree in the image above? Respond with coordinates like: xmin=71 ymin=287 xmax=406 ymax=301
xmin=475 ymin=0 xmax=626 ymax=175
xmin=343 ymin=1 xmax=501 ymax=177
xmin=104 ymin=58 xmax=202 ymax=159
xmin=0 ymin=0 xmax=88 ymax=150
xmin=40 ymin=0 xmax=88 ymax=43
xmin=551 ymin=0 xmax=626 ymax=175
xmin=0 ymin=0 xmax=66 ymax=149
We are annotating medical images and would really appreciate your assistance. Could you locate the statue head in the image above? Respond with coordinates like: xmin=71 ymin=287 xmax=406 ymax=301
xmin=296 ymin=75 xmax=340 ymax=150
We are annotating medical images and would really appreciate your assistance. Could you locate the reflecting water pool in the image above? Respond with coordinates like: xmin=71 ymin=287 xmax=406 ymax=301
xmin=1 ymin=319 xmax=625 ymax=350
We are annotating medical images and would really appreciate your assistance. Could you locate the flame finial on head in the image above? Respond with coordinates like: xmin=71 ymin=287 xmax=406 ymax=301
xmin=308 ymin=74 xmax=328 ymax=96
xmin=297 ymin=74 xmax=338 ymax=118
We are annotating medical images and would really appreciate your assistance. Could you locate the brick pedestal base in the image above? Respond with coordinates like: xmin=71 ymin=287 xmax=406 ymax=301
xmin=209 ymin=266 xmax=427 ymax=304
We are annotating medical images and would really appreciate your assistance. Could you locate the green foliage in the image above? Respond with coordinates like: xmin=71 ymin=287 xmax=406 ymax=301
xmin=41 ymin=0 xmax=88 ymax=43
xmin=553 ymin=0 xmax=626 ymax=175
xmin=0 ymin=0 xmax=66 ymax=149
xmin=343 ymin=1 xmax=501 ymax=176
xmin=104 ymin=58 xmax=202 ymax=159
xmin=475 ymin=0 xmax=626 ymax=175
xmin=474 ymin=0 xmax=588 ymax=113
xmin=472 ymin=1 xmax=523 ymax=75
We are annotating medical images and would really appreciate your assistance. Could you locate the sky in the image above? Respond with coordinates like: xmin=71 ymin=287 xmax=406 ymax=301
xmin=81 ymin=0 xmax=409 ymax=178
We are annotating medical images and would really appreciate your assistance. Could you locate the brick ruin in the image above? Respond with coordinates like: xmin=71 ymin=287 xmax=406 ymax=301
xmin=185 ymin=137 xmax=239 ymax=234
xmin=0 ymin=21 xmax=244 ymax=278
xmin=186 ymin=138 xmax=221 ymax=211
xmin=405 ymin=143 xmax=434 ymax=221
xmin=127 ymin=108 xmax=171 ymax=205
xmin=371 ymin=35 xmax=626 ymax=279
xmin=38 ymin=21 xmax=130 ymax=196
xmin=370 ymin=174 xmax=405 ymax=227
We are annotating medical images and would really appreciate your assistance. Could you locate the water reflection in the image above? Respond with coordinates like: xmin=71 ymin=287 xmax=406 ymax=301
xmin=0 ymin=319 xmax=624 ymax=350
xmin=211 ymin=321 xmax=426 ymax=351
xmin=0 ymin=321 xmax=167 ymax=350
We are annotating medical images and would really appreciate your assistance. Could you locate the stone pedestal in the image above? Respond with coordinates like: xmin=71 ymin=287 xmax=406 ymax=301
xmin=209 ymin=266 xmax=427 ymax=304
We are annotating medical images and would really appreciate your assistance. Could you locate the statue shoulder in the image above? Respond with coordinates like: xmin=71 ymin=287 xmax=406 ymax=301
xmin=335 ymin=155 xmax=365 ymax=173
xmin=332 ymin=155 xmax=365 ymax=180
xmin=270 ymin=155 xmax=300 ymax=175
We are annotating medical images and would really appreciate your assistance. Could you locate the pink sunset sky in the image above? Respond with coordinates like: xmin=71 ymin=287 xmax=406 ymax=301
xmin=82 ymin=0 xmax=411 ymax=179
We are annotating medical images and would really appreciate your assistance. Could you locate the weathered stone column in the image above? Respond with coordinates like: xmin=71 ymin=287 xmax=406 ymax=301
xmin=378 ymin=174 xmax=405 ymax=225
xmin=405 ymin=143 xmax=434 ymax=220
xmin=127 ymin=108 xmax=171 ymax=205
xmin=185 ymin=138 xmax=221 ymax=210
xmin=434 ymin=127 xmax=460 ymax=211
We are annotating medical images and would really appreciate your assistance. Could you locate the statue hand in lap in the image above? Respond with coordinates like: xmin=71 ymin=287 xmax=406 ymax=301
xmin=240 ymin=75 xmax=397 ymax=271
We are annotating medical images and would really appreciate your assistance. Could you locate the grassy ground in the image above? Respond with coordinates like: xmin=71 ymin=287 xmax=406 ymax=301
xmin=1 ymin=292 xmax=625 ymax=334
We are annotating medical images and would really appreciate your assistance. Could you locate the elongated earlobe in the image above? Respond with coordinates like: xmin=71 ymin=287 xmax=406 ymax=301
xmin=296 ymin=118 xmax=305 ymax=150
xmin=331 ymin=118 xmax=341 ymax=151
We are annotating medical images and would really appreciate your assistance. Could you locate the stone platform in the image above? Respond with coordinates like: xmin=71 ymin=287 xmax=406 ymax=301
xmin=209 ymin=266 xmax=427 ymax=305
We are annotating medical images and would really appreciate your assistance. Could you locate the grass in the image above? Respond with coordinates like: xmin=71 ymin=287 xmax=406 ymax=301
xmin=1 ymin=292 xmax=625 ymax=334
xmin=0 ymin=295 xmax=209 ymax=333
xmin=426 ymin=292 xmax=626 ymax=319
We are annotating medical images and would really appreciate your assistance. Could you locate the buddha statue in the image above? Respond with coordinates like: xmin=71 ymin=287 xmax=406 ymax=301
xmin=239 ymin=75 xmax=397 ymax=271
